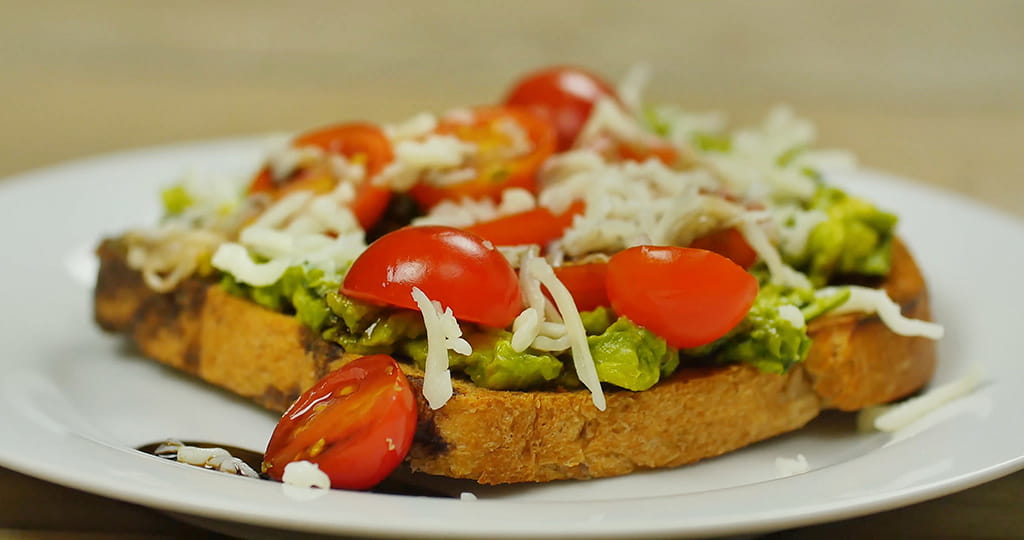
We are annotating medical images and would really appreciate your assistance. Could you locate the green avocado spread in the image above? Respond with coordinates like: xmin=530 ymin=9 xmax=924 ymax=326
xmin=216 ymin=183 xmax=888 ymax=392
xmin=790 ymin=187 xmax=897 ymax=286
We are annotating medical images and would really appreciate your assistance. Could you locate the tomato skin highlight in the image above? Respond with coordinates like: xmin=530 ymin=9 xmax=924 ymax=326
xmin=409 ymin=106 xmax=556 ymax=209
xmin=505 ymin=66 xmax=619 ymax=151
xmin=262 ymin=354 xmax=417 ymax=490
xmin=464 ymin=200 xmax=584 ymax=248
xmin=248 ymin=122 xmax=395 ymax=230
xmin=606 ymin=246 xmax=758 ymax=349
xmin=341 ymin=226 xmax=523 ymax=328
xmin=689 ymin=227 xmax=759 ymax=269
xmin=554 ymin=262 xmax=610 ymax=312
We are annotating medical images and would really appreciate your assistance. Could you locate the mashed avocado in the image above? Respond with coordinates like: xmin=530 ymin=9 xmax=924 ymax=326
xmin=792 ymin=187 xmax=898 ymax=286
xmin=588 ymin=317 xmax=679 ymax=391
xmin=683 ymin=282 xmax=849 ymax=374
xmin=221 ymin=266 xmax=337 ymax=331
xmin=403 ymin=333 xmax=564 ymax=390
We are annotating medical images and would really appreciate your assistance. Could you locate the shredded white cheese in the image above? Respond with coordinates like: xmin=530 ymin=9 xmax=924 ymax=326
xmin=819 ymin=286 xmax=945 ymax=339
xmin=702 ymin=106 xmax=855 ymax=202
xmin=385 ymin=112 xmax=438 ymax=141
xmin=527 ymin=258 xmax=606 ymax=410
xmin=410 ymin=287 xmax=473 ymax=410
xmin=541 ymin=151 xmax=735 ymax=257
xmin=616 ymin=63 xmax=652 ymax=113
xmin=378 ymin=135 xmax=478 ymax=191
xmin=511 ymin=307 xmax=541 ymax=353
xmin=777 ymin=304 xmax=806 ymax=329
xmin=413 ymin=188 xmax=536 ymax=228
xmin=153 ymin=440 xmax=259 ymax=478
xmin=774 ymin=454 xmax=810 ymax=478
xmin=282 ymin=461 xmax=331 ymax=489
xmin=737 ymin=218 xmax=812 ymax=289
xmin=859 ymin=365 xmax=984 ymax=433
xmin=210 ymin=182 xmax=367 ymax=286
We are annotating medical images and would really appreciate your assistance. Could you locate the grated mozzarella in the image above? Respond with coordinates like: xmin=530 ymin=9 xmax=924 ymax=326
xmin=154 ymin=440 xmax=259 ymax=478
xmin=774 ymin=454 xmax=810 ymax=478
xmin=511 ymin=307 xmax=541 ymax=353
xmin=777 ymin=304 xmax=806 ymax=328
xmin=737 ymin=218 xmax=812 ymax=289
xmin=858 ymin=365 xmax=983 ymax=433
xmin=773 ymin=205 xmax=829 ymax=258
xmin=282 ymin=461 xmax=331 ymax=489
xmin=540 ymin=152 xmax=730 ymax=257
xmin=702 ymin=106 xmax=855 ymax=202
xmin=818 ymin=286 xmax=945 ymax=339
xmin=385 ymin=112 xmax=438 ymax=141
xmin=378 ymin=135 xmax=478 ymax=191
xmin=211 ymin=180 xmax=367 ymax=286
xmin=527 ymin=258 xmax=606 ymax=410
xmin=616 ymin=63 xmax=652 ymax=113
xmin=575 ymin=97 xmax=662 ymax=153
xmin=267 ymin=145 xmax=324 ymax=181
xmin=411 ymin=287 xmax=473 ymax=410
xmin=413 ymin=188 xmax=536 ymax=228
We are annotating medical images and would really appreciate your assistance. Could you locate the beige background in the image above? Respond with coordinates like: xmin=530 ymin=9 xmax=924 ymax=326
xmin=1 ymin=1 xmax=1022 ymax=538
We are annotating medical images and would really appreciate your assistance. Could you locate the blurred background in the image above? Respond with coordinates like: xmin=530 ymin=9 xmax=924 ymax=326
xmin=1 ymin=1 xmax=1023 ymax=538
xmin=1 ymin=0 xmax=1022 ymax=215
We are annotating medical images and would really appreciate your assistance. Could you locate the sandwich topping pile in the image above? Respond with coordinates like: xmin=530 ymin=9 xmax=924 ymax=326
xmin=102 ymin=66 xmax=943 ymax=489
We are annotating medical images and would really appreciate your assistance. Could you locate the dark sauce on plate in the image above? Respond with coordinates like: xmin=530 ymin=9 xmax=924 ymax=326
xmin=136 ymin=440 xmax=453 ymax=498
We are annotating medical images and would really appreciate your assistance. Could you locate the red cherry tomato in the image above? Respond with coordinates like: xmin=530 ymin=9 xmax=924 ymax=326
xmin=505 ymin=66 xmax=619 ymax=151
xmin=341 ymin=226 xmax=523 ymax=328
xmin=249 ymin=123 xmax=395 ymax=230
xmin=554 ymin=262 xmax=610 ymax=312
xmin=607 ymin=246 xmax=758 ymax=348
xmin=409 ymin=106 xmax=556 ymax=209
xmin=464 ymin=200 xmax=584 ymax=247
xmin=689 ymin=227 xmax=759 ymax=269
xmin=262 ymin=354 xmax=417 ymax=490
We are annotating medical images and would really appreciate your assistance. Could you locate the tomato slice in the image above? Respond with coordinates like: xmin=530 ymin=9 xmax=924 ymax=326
xmin=249 ymin=122 xmax=395 ymax=230
xmin=505 ymin=66 xmax=619 ymax=151
xmin=464 ymin=200 xmax=584 ymax=247
xmin=615 ymin=140 xmax=678 ymax=166
xmin=341 ymin=226 xmax=523 ymax=328
xmin=606 ymin=246 xmax=758 ymax=348
xmin=409 ymin=106 xmax=556 ymax=209
xmin=262 ymin=354 xmax=417 ymax=490
xmin=689 ymin=227 xmax=759 ymax=269
xmin=554 ymin=262 xmax=610 ymax=312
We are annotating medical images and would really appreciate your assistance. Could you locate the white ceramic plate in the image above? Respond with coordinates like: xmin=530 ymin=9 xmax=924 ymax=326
xmin=0 ymin=138 xmax=1021 ymax=539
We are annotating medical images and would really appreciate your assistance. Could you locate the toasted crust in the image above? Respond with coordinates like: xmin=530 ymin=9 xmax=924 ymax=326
xmin=94 ymin=238 xmax=935 ymax=484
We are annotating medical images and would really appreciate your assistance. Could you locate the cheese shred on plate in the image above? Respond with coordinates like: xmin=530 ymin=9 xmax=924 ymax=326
xmin=858 ymin=365 xmax=983 ymax=433
xmin=411 ymin=286 xmax=473 ymax=410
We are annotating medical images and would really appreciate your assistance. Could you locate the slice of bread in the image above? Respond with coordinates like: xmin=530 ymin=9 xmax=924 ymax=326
xmin=94 ymin=238 xmax=935 ymax=484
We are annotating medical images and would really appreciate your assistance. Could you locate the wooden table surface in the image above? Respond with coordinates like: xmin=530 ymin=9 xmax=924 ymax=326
xmin=1 ymin=1 xmax=1022 ymax=538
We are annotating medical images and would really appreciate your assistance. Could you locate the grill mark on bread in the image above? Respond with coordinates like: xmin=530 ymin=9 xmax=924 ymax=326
xmin=260 ymin=385 xmax=301 ymax=412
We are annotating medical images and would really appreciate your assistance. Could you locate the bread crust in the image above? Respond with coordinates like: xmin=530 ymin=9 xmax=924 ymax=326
xmin=94 ymin=238 xmax=935 ymax=483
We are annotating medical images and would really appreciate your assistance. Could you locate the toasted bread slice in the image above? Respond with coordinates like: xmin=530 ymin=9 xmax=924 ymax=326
xmin=94 ymin=239 xmax=935 ymax=484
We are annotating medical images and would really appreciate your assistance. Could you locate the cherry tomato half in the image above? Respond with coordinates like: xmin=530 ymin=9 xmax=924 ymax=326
xmin=607 ymin=246 xmax=758 ymax=349
xmin=689 ymin=227 xmax=759 ymax=269
xmin=341 ymin=226 xmax=523 ymax=328
xmin=409 ymin=106 xmax=556 ymax=209
xmin=262 ymin=354 xmax=417 ymax=490
xmin=249 ymin=122 xmax=395 ymax=230
xmin=464 ymin=200 xmax=584 ymax=248
xmin=505 ymin=66 xmax=619 ymax=151
xmin=554 ymin=262 xmax=610 ymax=312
